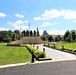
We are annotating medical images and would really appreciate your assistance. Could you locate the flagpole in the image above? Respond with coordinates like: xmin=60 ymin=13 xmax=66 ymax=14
xmin=20 ymin=25 xmax=21 ymax=39
xmin=29 ymin=22 xmax=30 ymax=37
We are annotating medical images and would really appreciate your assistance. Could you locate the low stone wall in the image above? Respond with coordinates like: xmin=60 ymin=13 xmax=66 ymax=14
xmin=7 ymin=44 xmax=22 ymax=46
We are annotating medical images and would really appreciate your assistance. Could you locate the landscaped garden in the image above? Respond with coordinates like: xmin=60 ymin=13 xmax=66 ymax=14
xmin=1 ymin=29 xmax=76 ymax=65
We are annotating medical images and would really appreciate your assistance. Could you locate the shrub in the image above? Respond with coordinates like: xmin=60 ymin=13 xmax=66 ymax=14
xmin=67 ymin=49 xmax=72 ymax=53
xmin=26 ymin=44 xmax=46 ymax=58
xmin=73 ymin=50 xmax=76 ymax=52
xmin=35 ymin=50 xmax=46 ymax=58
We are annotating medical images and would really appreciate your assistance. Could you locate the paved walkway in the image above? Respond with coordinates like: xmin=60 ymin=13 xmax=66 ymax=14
xmin=35 ymin=44 xmax=76 ymax=61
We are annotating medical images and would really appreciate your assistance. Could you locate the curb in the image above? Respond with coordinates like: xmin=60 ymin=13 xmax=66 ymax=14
xmin=0 ymin=62 xmax=30 ymax=68
xmin=0 ymin=58 xmax=76 ymax=69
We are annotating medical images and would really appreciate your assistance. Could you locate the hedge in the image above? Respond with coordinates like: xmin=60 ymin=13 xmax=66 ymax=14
xmin=25 ymin=44 xmax=46 ymax=58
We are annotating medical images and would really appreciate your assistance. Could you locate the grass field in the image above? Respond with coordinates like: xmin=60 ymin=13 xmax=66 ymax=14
xmin=0 ymin=43 xmax=31 ymax=65
xmin=56 ymin=42 xmax=76 ymax=51
xmin=46 ymin=42 xmax=76 ymax=51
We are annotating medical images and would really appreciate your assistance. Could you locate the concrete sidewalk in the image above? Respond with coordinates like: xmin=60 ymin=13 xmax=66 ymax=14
xmin=35 ymin=44 xmax=76 ymax=61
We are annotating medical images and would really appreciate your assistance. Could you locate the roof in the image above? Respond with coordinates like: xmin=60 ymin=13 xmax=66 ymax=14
xmin=50 ymin=34 xmax=64 ymax=38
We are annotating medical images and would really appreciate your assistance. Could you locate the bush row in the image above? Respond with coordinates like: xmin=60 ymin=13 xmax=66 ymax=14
xmin=25 ymin=44 xmax=46 ymax=58
xmin=44 ymin=43 xmax=76 ymax=55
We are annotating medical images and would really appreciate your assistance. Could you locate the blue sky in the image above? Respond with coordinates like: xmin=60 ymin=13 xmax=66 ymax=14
xmin=0 ymin=0 xmax=76 ymax=35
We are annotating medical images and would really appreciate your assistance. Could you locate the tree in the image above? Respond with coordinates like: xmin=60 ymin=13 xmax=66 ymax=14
xmin=63 ymin=30 xmax=70 ymax=41
xmin=26 ymin=30 xmax=29 ymax=37
xmin=1 ymin=31 xmax=9 ymax=42
xmin=30 ymin=30 xmax=33 ymax=37
xmin=21 ymin=30 xmax=26 ymax=37
xmin=41 ymin=36 xmax=47 ymax=41
xmin=8 ymin=30 xmax=13 ymax=38
xmin=7 ymin=36 xmax=12 ymax=43
xmin=48 ymin=35 xmax=53 ymax=42
xmin=6 ymin=30 xmax=12 ymax=43
xmin=42 ymin=30 xmax=49 ymax=41
xmin=37 ymin=28 xmax=40 ymax=37
xmin=66 ymin=34 xmax=72 ymax=42
xmin=55 ymin=35 xmax=62 ymax=42
xmin=34 ymin=30 xmax=36 ymax=37
xmin=0 ymin=31 xmax=3 ymax=42
xmin=71 ymin=30 xmax=76 ymax=42
xmin=63 ymin=30 xmax=72 ymax=42
xmin=12 ymin=33 xmax=16 ymax=41
xmin=14 ymin=30 xmax=20 ymax=40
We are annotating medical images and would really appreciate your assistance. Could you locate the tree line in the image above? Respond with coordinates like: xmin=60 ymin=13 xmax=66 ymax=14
xmin=41 ymin=30 xmax=62 ymax=42
xmin=0 ymin=30 xmax=40 ymax=43
xmin=41 ymin=30 xmax=76 ymax=42
xmin=63 ymin=30 xmax=76 ymax=42
xmin=0 ymin=29 xmax=76 ymax=43
xmin=21 ymin=30 xmax=39 ymax=37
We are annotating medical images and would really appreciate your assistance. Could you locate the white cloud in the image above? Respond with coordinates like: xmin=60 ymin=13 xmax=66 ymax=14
xmin=7 ymin=22 xmax=13 ymax=26
xmin=72 ymin=20 xmax=76 ymax=22
xmin=8 ymin=20 xmax=23 ymax=26
xmin=34 ymin=9 xmax=76 ymax=21
xmin=0 ymin=12 xmax=6 ymax=17
xmin=34 ymin=17 xmax=42 ymax=20
xmin=7 ymin=20 xmax=29 ymax=30
xmin=14 ymin=20 xmax=23 ymax=25
xmin=41 ymin=9 xmax=65 ymax=19
xmin=64 ymin=10 xmax=76 ymax=20
xmin=25 ymin=20 xmax=29 ymax=23
xmin=34 ymin=17 xmax=45 ymax=21
xmin=41 ymin=22 xmax=53 ymax=27
xmin=15 ymin=14 xmax=24 ymax=18
xmin=34 ymin=9 xmax=66 ymax=20
xmin=0 ymin=28 xmax=9 ymax=31
xmin=14 ymin=25 xmax=28 ymax=30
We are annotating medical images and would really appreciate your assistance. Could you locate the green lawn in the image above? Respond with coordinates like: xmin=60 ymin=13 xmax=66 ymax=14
xmin=56 ymin=42 xmax=76 ymax=50
xmin=0 ymin=43 xmax=31 ymax=65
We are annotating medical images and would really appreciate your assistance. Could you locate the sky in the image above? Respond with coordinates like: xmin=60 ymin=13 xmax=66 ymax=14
xmin=0 ymin=0 xmax=76 ymax=35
